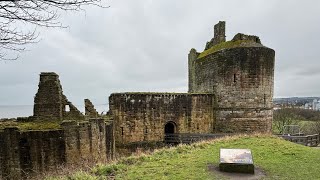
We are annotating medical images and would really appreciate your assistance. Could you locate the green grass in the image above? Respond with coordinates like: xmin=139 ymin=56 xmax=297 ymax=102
xmin=198 ymin=40 xmax=259 ymax=59
xmin=0 ymin=120 xmax=61 ymax=131
xmin=48 ymin=134 xmax=320 ymax=180
xmin=17 ymin=121 xmax=61 ymax=131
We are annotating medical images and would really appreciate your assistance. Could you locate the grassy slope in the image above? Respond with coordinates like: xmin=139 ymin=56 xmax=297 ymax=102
xmin=49 ymin=135 xmax=320 ymax=180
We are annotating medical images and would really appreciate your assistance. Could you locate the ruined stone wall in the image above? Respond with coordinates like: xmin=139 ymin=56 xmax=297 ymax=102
xmin=109 ymin=93 xmax=214 ymax=145
xmin=205 ymin=21 xmax=226 ymax=50
xmin=192 ymin=46 xmax=275 ymax=133
xmin=188 ymin=49 xmax=200 ymax=93
xmin=62 ymin=119 xmax=110 ymax=165
xmin=105 ymin=121 xmax=115 ymax=160
xmin=33 ymin=72 xmax=84 ymax=121
xmin=0 ymin=128 xmax=65 ymax=179
xmin=232 ymin=33 xmax=261 ymax=44
xmin=0 ymin=129 xmax=21 ymax=180
xmin=85 ymin=99 xmax=99 ymax=118
xmin=0 ymin=119 xmax=115 ymax=179
xmin=33 ymin=72 xmax=63 ymax=120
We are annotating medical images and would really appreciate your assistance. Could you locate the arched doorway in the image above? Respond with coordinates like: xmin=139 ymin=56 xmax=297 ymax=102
xmin=164 ymin=121 xmax=176 ymax=134
xmin=164 ymin=121 xmax=177 ymax=143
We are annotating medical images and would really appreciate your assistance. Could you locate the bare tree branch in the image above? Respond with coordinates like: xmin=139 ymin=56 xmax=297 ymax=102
xmin=0 ymin=0 xmax=108 ymax=60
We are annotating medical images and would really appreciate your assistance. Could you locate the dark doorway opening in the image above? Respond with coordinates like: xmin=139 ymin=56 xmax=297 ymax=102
xmin=165 ymin=122 xmax=175 ymax=134
xmin=164 ymin=121 xmax=176 ymax=144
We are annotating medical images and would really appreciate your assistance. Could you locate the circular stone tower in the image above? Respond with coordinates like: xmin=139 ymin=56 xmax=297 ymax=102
xmin=188 ymin=21 xmax=275 ymax=133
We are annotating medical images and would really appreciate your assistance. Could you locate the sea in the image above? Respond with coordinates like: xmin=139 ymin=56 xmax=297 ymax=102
xmin=0 ymin=104 xmax=108 ymax=119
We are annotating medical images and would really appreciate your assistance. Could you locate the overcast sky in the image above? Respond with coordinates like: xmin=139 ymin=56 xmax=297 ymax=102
xmin=1 ymin=0 xmax=320 ymax=108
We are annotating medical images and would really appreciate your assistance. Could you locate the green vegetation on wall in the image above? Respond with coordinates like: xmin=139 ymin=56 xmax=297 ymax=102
xmin=0 ymin=120 xmax=62 ymax=131
xmin=198 ymin=40 xmax=257 ymax=59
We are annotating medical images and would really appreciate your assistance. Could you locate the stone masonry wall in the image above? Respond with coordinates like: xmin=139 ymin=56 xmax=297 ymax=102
xmin=0 ymin=119 xmax=115 ymax=179
xmin=33 ymin=72 xmax=84 ymax=121
xmin=232 ymin=33 xmax=261 ymax=43
xmin=205 ymin=21 xmax=226 ymax=50
xmin=61 ymin=119 xmax=110 ymax=165
xmin=33 ymin=72 xmax=63 ymax=120
xmin=188 ymin=48 xmax=200 ymax=93
xmin=0 ymin=128 xmax=65 ymax=179
xmin=0 ymin=128 xmax=21 ymax=180
xmin=85 ymin=99 xmax=99 ymax=118
xmin=192 ymin=46 xmax=275 ymax=133
xmin=109 ymin=93 xmax=214 ymax=146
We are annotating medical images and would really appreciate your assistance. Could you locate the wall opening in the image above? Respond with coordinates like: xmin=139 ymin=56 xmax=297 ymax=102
xmin=65 ymin=105 xmax=70 ymax=112
xmin=164 ymin=122 xmax=176 ymax=134
xmin=233 ymin=74 xmax=236 ymax=83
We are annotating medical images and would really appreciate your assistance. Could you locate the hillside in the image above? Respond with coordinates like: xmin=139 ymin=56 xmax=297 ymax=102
xmin=47 ymin=134 xmax=320 ymax=180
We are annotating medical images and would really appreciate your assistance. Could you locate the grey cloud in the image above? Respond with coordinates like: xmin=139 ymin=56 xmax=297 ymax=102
xmin=1 ymin=0 xmax=320 ymax=108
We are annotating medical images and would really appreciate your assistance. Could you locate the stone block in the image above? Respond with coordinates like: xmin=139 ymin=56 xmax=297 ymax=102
xmin=219 ymin=148 xmax=254 ymax=174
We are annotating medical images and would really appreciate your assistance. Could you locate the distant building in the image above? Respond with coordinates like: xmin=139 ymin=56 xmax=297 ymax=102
xmin=304 ymin=99 xmax=320 ymax=111
xmin=316 ymin=101 xmax=320 ymax=111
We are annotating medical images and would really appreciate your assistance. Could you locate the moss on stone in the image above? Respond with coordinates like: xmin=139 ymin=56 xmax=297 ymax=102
xmin=0 ymin=121 xmax=17 ymax=130
xmin=197 ymin=40 xmax=258 ymax=59
xmin=18 ymin=121 xmax=62 ymax=131
xmin=0 ymin=120 xmax=62 ymax=131
xmin=112 ymin=92 xmax=189 ymax=95
xmin=111 ymin=92 xmax=213 ymax=96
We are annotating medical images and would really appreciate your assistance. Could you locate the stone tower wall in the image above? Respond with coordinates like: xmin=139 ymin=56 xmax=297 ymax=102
xmin=109 ymin=93 xmax=214 ymax=145
xmin=193 ymin=47 xmax=275 ymax=132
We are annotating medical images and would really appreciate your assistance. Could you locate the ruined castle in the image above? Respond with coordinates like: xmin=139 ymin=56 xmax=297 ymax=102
xmin=0 ymin=73 xmax=114 ymax=179
xmin=0 ymin=21 xmax=275 ymax=179
xmin=111 ymin=21 xmax=275 ymax=146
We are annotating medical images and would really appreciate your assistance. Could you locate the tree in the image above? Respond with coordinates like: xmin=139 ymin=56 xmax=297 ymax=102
xmin=0 ymin=0 xmax=107 ymax=60
xmin=273 ymin=109 xmax=300 ymax=134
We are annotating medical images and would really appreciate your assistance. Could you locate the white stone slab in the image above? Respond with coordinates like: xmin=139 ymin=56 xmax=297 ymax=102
xmin=219 ymin=148 xmax=254 ymax=174
xmin=220 ymin=148 xmax=253 ymax=164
